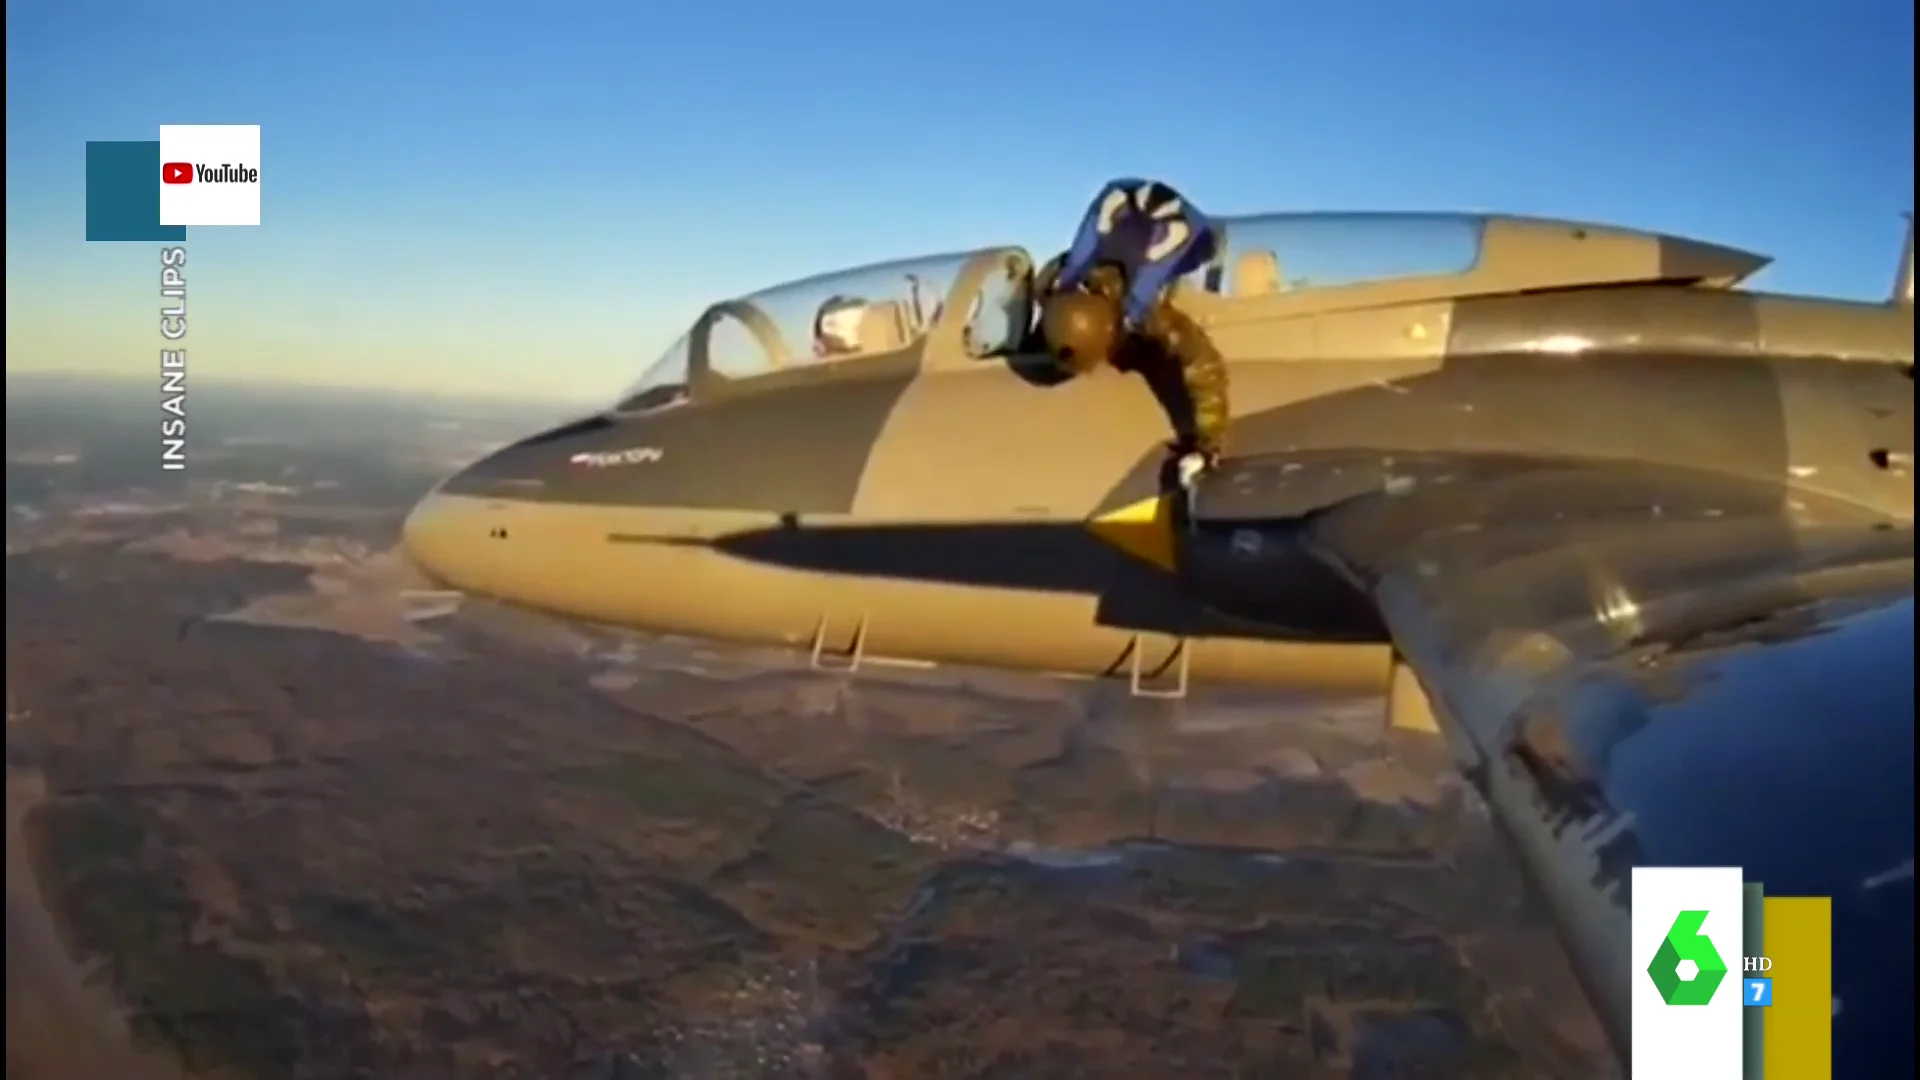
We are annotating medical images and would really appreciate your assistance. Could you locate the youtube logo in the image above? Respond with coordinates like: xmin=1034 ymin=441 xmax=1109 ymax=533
xmin=155 ymin=126 xmax=262 ymax=228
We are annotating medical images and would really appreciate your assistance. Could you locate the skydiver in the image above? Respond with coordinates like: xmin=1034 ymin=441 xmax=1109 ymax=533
xmin=1038 ymin=178 xmax=1231 ymax=492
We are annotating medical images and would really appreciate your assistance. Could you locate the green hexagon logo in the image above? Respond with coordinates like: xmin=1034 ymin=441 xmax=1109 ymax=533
xmin=1647 ymin=909 xmax=1729 ymax=1005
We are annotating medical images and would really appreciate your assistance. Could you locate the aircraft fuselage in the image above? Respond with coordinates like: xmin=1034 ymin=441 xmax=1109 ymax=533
xmin=405 ymin=278 xmax=1912 ymax=708
xmin=402 ymin=211 xmax=1916 ymax=1076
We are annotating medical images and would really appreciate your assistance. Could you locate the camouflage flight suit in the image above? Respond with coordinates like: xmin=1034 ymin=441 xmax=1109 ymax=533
xmin=1056 ymin=179 xmax=1232 ymax=459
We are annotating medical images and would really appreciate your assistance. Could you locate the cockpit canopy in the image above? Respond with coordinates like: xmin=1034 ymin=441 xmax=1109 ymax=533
xmin=1185 ymin=211 xmax=1486 ymax=297
xmin=613 ymin=210 xmax=1764 ymax=411
xmin=615 ymin=248 xmax=1035 ymax=412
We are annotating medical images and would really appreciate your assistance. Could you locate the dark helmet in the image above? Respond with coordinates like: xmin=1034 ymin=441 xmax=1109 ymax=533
xmin=1040 ymin=288 xmax=1120 ymax=373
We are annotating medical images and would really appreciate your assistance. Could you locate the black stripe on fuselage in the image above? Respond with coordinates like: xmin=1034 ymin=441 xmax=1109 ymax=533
xmin=439 ymin=361 xmax=917 ymax=513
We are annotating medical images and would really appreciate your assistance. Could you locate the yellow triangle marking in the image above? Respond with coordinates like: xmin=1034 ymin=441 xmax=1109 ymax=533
xmin=1086 ymin=495 xmax=1178 ymax=572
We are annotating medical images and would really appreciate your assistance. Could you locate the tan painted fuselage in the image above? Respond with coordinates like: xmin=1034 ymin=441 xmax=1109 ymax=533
xmin=403 ymin=213 xmax=1914 ymax=706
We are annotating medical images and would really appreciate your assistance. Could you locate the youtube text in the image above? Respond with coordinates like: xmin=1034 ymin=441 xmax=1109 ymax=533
xmin=161 ymin=162 xmax=260 ymax=185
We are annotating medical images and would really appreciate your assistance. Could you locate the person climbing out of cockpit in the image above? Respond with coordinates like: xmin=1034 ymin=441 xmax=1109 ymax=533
xmin=812 ymin=294 xmax=868 ymax=358
xmin=1039 ymin=178 xmax=1231 ymax=492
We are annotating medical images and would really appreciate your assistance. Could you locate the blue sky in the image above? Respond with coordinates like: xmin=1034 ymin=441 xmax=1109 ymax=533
xmin=5 ymin=0 xmax=1913 ymax=401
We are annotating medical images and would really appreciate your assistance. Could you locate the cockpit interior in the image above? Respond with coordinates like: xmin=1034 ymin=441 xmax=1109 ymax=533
xmin=609 ymin=213 xmax=1523 ymax=412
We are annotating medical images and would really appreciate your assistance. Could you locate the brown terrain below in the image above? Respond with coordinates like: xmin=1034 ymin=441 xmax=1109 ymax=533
xmin=4 ymin=395 xmax=1617 ymax=1078
xmin=5 ymin=537 xmax=1616 ymax=1078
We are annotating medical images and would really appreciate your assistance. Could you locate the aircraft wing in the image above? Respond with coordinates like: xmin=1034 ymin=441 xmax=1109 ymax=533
xmin=1188 ymin=452 xmax=1914 ymax=1074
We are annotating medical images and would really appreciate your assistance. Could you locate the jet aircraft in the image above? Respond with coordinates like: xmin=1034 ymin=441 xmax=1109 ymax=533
xmin=404 ymin=210 xmax=1915 ymax=1074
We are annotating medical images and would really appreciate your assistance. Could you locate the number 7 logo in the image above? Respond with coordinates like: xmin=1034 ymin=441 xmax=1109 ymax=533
xmin=1744 ymin=977 xmax=1774 ymax=1007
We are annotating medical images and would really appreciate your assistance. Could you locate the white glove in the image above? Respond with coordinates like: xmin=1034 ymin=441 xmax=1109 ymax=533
xmin=1175 ymin=451 xmax=1211 ymax=490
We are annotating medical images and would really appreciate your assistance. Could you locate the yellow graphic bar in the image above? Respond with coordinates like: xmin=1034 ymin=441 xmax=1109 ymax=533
xmin=1762 ymin=896 xmax=1832 ymax=1079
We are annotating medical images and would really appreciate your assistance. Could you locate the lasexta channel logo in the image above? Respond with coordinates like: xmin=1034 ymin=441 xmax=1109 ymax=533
xmin=1646 ymin=909 xmax=1730 ymax=1005
xmin=162 ymin=162 xmax=193 ymax=185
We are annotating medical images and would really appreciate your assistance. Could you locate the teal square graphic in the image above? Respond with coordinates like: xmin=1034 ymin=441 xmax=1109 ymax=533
xmin=85 ymin=141 xmax=186 ymax=243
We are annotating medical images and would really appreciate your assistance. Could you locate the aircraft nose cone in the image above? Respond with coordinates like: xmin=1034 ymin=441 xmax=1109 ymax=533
xmin=401 ymin=490 xmax=463 ymax=591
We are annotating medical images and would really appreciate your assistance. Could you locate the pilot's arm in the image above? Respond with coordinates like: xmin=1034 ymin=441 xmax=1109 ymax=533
xmin=1140 ymin=300 xmax=1230 ymax=460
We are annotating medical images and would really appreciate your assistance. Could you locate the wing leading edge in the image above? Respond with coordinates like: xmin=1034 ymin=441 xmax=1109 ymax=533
xmin=1190 ymin=452 xmax=1914 ymax=1075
